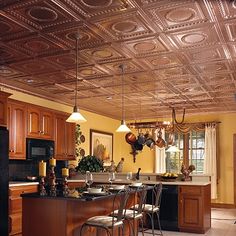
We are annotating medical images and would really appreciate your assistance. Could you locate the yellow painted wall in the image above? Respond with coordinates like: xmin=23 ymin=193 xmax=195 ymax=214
xmin=5 ymin=88 xmax=236 ymax=204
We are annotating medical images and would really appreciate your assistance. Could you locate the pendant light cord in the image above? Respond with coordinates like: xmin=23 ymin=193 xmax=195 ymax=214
xmin=75 ymin=35 xmax=78 ymax=109
xmin=121 ymin=64 xmax=125 ymax=121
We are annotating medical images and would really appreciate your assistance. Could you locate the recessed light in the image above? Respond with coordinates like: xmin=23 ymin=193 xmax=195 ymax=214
xmin=27 ymin=79 xmax=34 ymax=83
xmin=106 ymin=96 xmax=112 ymax=100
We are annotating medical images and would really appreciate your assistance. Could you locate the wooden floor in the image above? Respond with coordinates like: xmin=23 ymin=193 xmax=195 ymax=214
xmin=139 ymin=208 xmax=236 ymax=236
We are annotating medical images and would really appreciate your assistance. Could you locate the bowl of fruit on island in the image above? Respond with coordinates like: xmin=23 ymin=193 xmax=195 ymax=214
xmin=161 ymin=172 xmax=178 ymax=180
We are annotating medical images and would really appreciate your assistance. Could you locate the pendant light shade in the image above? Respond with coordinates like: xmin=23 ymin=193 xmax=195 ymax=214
xmin=66 ymin=33 xmax=86 ymax=124
xmin=116 ymin=64 xmax=131 ymax=133
xmin=66 ymin=106 xmax=86 ymax=123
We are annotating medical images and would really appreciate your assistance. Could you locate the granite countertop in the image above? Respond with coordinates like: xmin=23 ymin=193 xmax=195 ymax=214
xmin=9 ymin=181 xmax=39 ymax=187
xmin=69 ymin=179 xmax=210 ymax=186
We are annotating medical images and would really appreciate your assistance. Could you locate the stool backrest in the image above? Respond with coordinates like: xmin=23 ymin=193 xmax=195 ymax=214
xmin=152 ymin=183 xmax=162 ymax=208
xmin=113 ymin=188 xmax=130 ymax=222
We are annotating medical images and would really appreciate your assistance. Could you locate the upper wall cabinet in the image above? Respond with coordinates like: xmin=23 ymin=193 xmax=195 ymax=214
xmin=54 ymin=113 xmax=76 ymax=160
xmin=27 ymin=107 xmax=54 ymax=140
xmin=8 ymin=101 xmax=27 ymax=160
xmin=0 ymin=91 xmax=11 ymax=127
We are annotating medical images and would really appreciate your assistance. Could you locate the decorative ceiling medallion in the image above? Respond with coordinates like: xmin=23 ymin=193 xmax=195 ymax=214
xmin=28 ymin=6 xmax=58 ymax=22
xmin=92 ymin=49 xmax=113 ymax=58
xmin=165 ymin=8 xmax=195 ymax=22
xmin=151 ymin=56 xmax=171 ymax=66
xmin=134 ymin=42 xmax=155 ymax=52
xmin=24 ymin=40 xmax=49 ymax=52
xmin=56 ymin=56 xmax=75 ymax=65
xmin=182 ymin=33 xmax=206 ymax=44
xmin=81 ymin=0 xmax=112 ymax=8
xmin=0 ymin=22 xmax=11 ymax=34
xmin=112 ymin=21 xmax=137 ymax=33
xmin=79 ymin=68 xmax=97 ymax=75
xmin=66 ymin=32 xmax=90 ymax=42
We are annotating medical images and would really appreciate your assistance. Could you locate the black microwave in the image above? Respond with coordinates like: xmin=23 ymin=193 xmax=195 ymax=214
xmin=26 ymin=138 xmax=54 ymax=160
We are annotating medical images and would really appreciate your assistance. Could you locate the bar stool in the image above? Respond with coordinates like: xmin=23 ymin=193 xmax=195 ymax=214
xmin=80 ymin=188 xmax=130 ymax=236
xmin=114 ymin=186 xmax=148 ymax=236
xmin=135 ymin=183 xmax=163 ymax=236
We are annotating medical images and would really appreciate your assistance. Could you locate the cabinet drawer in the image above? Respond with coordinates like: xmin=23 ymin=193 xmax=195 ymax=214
xmin=179 ymin=186 xmax=202 ymax=195
xmin=9 ymin=213 xmax=22 ymax=235
xmin=9 ymin=185 xmax=38 ymax=197
xmin=9 ymin=197 xmax=22 ymax=214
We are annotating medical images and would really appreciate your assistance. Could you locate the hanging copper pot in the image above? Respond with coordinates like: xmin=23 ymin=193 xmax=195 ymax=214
xmin=155 ymin=130 xmax=166 ymax=148
xmin=125 ymin=132 xmax=136 ymax=145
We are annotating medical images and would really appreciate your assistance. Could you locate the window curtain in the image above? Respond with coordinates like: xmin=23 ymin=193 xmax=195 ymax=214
xmin=154 ymin=128 xmax=166 ymax=173
xmin=204 ymin=124 xmax=217 ymax=199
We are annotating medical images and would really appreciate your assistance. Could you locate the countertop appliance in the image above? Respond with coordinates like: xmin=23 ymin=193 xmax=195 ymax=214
xmin=146 ymin=184 xmax=179 ymax=231
xmin=26 ymin=138 xmax=54 ymax=160
xmin=0 ymin=126 xmax=9 ymax=236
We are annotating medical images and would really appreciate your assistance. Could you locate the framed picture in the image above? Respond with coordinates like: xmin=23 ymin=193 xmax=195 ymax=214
xmin=90 ymin=129 xmax=113 ymax=163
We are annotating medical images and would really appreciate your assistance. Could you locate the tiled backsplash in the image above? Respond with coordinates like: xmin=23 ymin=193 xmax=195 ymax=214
xmin=9 ymin=160 xmax=67 ymax=181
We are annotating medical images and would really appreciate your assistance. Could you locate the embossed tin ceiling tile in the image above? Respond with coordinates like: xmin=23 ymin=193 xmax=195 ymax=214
xmin=0 ymin=16 xmax=26 ymax=38
xmin=186 ymin=47 xmax=225 ymax=62
xmin=5 ymin=1 xmax=76 ymax=30
xmin=24 ymin=40 xmax=50 ymax=52
xmin=125 ymin=38 xmax=168 ymax=56
xmin=10 ymin=60 xmax=57 ymax=74
xmin=9 ymin=36 xmax=64 ymax=55
xmin=96 ymin=12 xmax=154 ymax=40
xmin=168 ymin=25 xmax=219 ymax=48
xmin=195 ymin=61 xmax=229 ymax=73
xmin=28 ymin=6 xmax=58 ymax=22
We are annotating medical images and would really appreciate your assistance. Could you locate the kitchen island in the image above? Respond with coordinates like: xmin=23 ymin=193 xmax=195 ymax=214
xmin=69 ymin=177 xmax=211 ymax=234
xmin=22 ymin=187 xmax=143 ymax=236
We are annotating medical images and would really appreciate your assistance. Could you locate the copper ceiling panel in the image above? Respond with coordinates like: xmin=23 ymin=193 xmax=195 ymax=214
xmin=0 ymin=0 xmax=236 ymax=120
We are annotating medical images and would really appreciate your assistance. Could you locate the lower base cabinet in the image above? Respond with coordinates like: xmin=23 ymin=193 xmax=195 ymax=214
xmin=178 ymin=184 xmax=211 ymax=233
xmin=9 ymin=185 xmax=38 ymax=235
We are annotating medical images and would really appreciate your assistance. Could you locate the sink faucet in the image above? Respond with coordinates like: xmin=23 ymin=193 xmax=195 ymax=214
xmin=135 ymin=168 xmax=141 ymax=180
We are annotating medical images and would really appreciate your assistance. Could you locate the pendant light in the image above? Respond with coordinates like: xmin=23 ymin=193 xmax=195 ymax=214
xmin=66 ymin=33 xmax=86 ymax=124
xmin=116 ymin=64 xmax=131 ymax=133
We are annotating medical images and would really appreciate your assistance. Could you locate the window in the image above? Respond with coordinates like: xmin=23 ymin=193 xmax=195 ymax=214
xmin=165 ymin=131 xmax=205 ymax=174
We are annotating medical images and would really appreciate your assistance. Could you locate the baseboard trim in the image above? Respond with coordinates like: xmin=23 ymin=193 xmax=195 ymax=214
xmin=211 ymin=203 xmax=235 ymax=208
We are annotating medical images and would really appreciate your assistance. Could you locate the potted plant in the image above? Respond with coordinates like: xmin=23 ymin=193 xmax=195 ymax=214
xmin=76 ymin=155 xmax=104 ymax=173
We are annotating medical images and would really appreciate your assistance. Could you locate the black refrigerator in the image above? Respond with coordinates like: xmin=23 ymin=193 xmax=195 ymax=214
xmin=0 ymin=126 xmax=9 ymax=236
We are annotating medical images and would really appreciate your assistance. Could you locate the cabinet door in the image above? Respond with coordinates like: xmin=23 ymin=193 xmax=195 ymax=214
xmin=40 ymin=111 xmax=54 ymax=140
xmin=54 ymin=114 xmax=76 ymax=160
xmin=27 ymin=107 xmax=41 ymax=138
xmin=66 ymin=122 xmax=76 ymax=160
xmin=0 ymin=91 xmax=11 ymax=126
xmin=178 ymin=186 xmax=203 ymax=230
xmin=8 ymin=103 xmax=26 ymax=159
xmin=54 ymin=115 xmax=67 ymax=159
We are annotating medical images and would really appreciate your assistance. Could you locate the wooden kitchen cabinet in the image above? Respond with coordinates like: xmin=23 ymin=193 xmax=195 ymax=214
xmin=27 ymin=107 xmax=54 ymax=140
xmin=9 ymin=184 xmax=38 ymax=236
xmin=54 ymin=114 xmax=76 ymax=160
xmin=8 ymin=101 xmax=27 ymax=160
xmin=0 ymin=91 xmax=11 ymax=126
xmin=178 ymin=184 xmax=211 ymax=233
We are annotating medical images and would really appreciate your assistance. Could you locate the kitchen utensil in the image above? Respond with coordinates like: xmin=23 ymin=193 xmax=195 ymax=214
xmin=137 ymin=133 xmax=146 ymax=145
xmin=125 ymin=132 xmax=136 ymax=144
xmin=133 ymin=140 xmax=143 ymax=151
